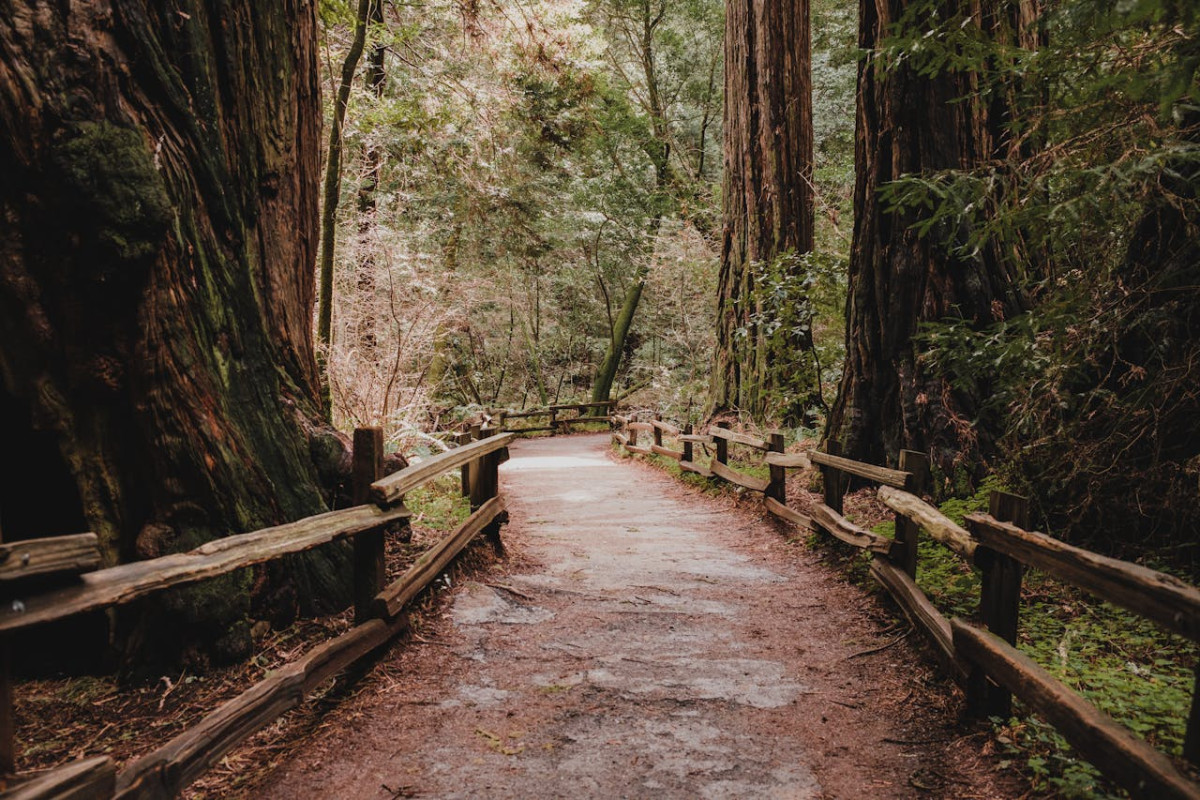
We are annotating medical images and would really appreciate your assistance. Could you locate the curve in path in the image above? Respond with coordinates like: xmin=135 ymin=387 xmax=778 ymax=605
xmin=258 ymin=434 xmax=1006 ymax=799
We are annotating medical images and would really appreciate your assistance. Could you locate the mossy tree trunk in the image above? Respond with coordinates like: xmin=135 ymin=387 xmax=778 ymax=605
xmin=0 ymin=1 xmax=349 ymax=664
xmin=712 ymin=0 xmax=815 ymax=424
xmin=825 ymin=0 xmax=1030 ymax=481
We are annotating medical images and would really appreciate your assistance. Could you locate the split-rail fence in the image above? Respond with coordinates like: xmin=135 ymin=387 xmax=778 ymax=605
xmin=0 ymin=426 xmax=512 ymax=799
xmin=613 ymin=412 xmax=1200 ymax=800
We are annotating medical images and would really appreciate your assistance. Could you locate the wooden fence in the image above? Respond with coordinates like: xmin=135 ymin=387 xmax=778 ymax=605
xmin=612 ymin=413 xmax=1200 ymax=800
xmin=490 ymin=400 xmax=617 ymax=435
xmin=0 ymin=426 xmax=513 ymax=800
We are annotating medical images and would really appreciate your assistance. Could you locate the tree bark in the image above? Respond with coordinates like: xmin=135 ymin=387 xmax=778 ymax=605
xmin=0 ymin=0 xmax=347 ymax=664
xmin=825 ymin=0 xmax=1028 ymax=480
xmin=712 ymin=0 xmax=815 ymax=423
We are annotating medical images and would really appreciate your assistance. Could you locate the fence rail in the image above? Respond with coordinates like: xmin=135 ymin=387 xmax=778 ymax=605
xmin=0 ymin=426 xmax=512 ymax=800
xmin=488 ymin=400 xmax=617 ymax=435
xmin=611 ymin=411 xmax=1200 ymax=800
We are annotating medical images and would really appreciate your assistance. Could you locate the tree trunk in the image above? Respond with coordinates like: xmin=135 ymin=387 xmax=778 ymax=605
xmin=354 ymin=1 xmax=387 ymax=355
xmin=825 ymin=0 xmax=1028 ymax=482
xmin=590 ymin=276 xmax=646 ymax=406
xmin=316 ymin=0 xmax=374 ymax=350
xmin=0 ymin=0 xmax=347 ymax=665
xmin=712 ymin=0 xmax=815 ymax=424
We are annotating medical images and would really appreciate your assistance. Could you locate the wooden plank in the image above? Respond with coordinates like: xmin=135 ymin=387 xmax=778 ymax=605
xmin=649 ymin=444 xmax=682 ymax=461
xmin=810 ymin=503 xmax=894 ymax=555
xmin=375 ymin=497 xmax=507 ymax=619
xmin=809 ymin=450 xmax=911 ymax=489
xmin=114 ymin=616 xmax=405 ymax=800
xmin=371 ymin=433 xmax=514 ymax=505
xmin=710 ymin=461 xmax=770 ymax=493
xmin=965 ymin=513 xmax=1200 ymax=642
xmin=503 ymin=410 xmax=547 ymax=420
xmin=0 ymin=502 xmax=410 ymax=635
xmin=502 ymin=426 xmax=556 ymax=434
xmin=764 ymin=498 xmax=812 ymax=531
xmin=625 ymin=445 xmax=654 ymax=456
xmin=0 ymin=535 xmax=102 ymax=583
xmin=871 ymin=561 xmax=962 ymax=679
xmin=878 ymin=486 xmax=976 ymax=560
xmin=952 ymin=619 xmax=1200 ymax=800
xmin=612 ymin=432 xmax=629 ymax=447
xmin=708 ymin=428 xmax=768 ymax=451
xmin=677 ymin=434 xmax=714 ymax=444
xmin=612 ymin=414 xmax=631 ymax=426
xmin=626 ymin=422 xmax=655 ymax=433
xmin=650 ymin=419 xmax=681 ymax=436
xmin=765 ymin=452 xmax=809 ymax=469
xmin=678 ymin=460 xmax=712 ymax=478
xmin=2 ymin=757 xmax=115 ymax=800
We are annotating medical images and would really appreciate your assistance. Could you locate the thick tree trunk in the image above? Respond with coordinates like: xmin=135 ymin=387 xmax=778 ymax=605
xmin=825 ymin=0 xmax=1028 ymax=481
xmin=0 ymin=1 xmax=347 ymax=664
xmin=712 ymin=0 xmax=814 ymax=423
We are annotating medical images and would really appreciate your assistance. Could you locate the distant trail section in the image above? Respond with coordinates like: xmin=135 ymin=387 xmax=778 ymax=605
xmin=258 ymin=434 xmax=1012 ymax=799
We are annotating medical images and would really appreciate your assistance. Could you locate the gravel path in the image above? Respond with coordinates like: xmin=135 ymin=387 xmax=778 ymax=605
xmin=257 ymin=434 xmax=1011 ymax=799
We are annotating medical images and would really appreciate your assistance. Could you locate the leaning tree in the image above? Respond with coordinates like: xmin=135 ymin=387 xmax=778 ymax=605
xmin=712 ymin=0 xmax=816 ymax=423
xmin=0 ymin=2 xmax=348 ymax=662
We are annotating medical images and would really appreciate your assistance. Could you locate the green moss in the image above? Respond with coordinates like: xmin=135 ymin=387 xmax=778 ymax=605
xmin=52 ymin=121 xmax=171 ymax=265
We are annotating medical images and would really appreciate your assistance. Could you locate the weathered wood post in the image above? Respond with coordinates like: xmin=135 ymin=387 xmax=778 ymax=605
xmin=495 ymin=410 xmax=508 ymax=432
xmin=457 ymin=430 xmax=473 ymax=497
xmin=352 ymin=427 xmax=386 ymax=625
xmin=965 ymin=490 xmax=1028 ymax=718
xmin=715 ymin=421 xmax=729 ymax=467
xmin=470 ymin=427 xmax=504 ymax=554
xmin=653 ymin=413 xmax=664 ymax=449
xmin=820 ymin=440 xmax=845 ymax=514
xmin=894 ymin=450 xmax=930 ymax=577
xmin=627 ymin=413 xmax=638 ymax=449
xmin=548 ymin=407 xmax=558 ymax=436
xmin=1187 ymin=666 xmax=1200 ymax=766
xmin=682 ymin=423 xmax=694 ymax=464
xmin=766 ymin=431 xmax=786 ymax=505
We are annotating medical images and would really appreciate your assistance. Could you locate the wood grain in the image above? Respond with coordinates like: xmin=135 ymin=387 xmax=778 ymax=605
xmin=649 ymin=444 xmax=682 ymax=461
xmin=764 ymin=452 xmax=809 ymax=468
xmin=371 ymin=434 xmax=514 ymax=505
xmin=0 ymin=503 xmax=410 ymax=634
xmin=966 ymin=513 xmax=1200 ymax=642
xmin=2 ymin=757 xmax=115 ymax=800
xmin=708 ymin=428 xmax=768 ymax=450
xmin=0 ymin=535 xmax=101 ymax=583
xmin=871 ymin=561 xmax=961 ymax=679
xmin=878 ymin=486 xmax=976 ymax=560
xmin=810 ymin=504 xmax=893 ymax=554
xmin=710 ymin=461 xmax=769 ymax=492
xmin=678 ymin=460 xmax=713 ymax=478
xmin=764 ymin=498 xmax=812 ymax=531
xmin=809 ymin=451 xmax=910 ymax=488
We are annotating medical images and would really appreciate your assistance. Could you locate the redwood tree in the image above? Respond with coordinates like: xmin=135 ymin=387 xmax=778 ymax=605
xmin=825 ymin=0 xmax=1030 ymax=479
xmin=712 ymin=0 xmax=815 ymax=421
xmin=0 ymin=2 xmax=346 ymax=661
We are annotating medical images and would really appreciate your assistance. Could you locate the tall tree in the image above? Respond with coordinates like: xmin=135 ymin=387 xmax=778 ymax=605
xmin=825 ymin=0 xmax=1029 ymax=478
xmin=0 ymin=1 xmax=346 ymax=661
xmin=711 ymin=0 xmax=816 ymax=422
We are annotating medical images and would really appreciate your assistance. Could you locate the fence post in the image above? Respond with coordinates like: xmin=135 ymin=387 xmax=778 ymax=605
xmin=821 ymin=440 xmax=845 ymax=515
xmin=682 ymin=423 xmax=694 ymax=464
xmin=966 ymin=490 xmax=1028 ymax=718
xmin=894 ymin=450 xmax=930 ymax=578
xmin=653 ymin=413 xmax=664 ymax=449
xmin=715 ymin=421 xmax=729 ymax=467
xmin=456 ymin=431 xmax=473 ymax=497
xmin=548 ymin=407 xmax=558 ymax=436
xmin=469 ymin=427 xmax=504 ymax=554
xmin=352 ymin=426 xmax=386 ymax=625
xmin=496 ymin=410 xmax=508 ymax=432
xmin=766 ymin=431 xmax=786 ymax=504
xmin=1186 ymin=667 xmax=1200 ymax=766
xmin=627 ymin=413 xmax=638 ymax=448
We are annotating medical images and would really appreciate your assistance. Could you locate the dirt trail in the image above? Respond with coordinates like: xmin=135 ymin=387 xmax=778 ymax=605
xmin=258 ymin=434 xmax=1010 ymax=799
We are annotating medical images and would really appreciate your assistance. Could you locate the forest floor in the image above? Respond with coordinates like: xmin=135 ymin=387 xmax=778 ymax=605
xmin=239 ymin=433 xmax=1019 ymax=799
